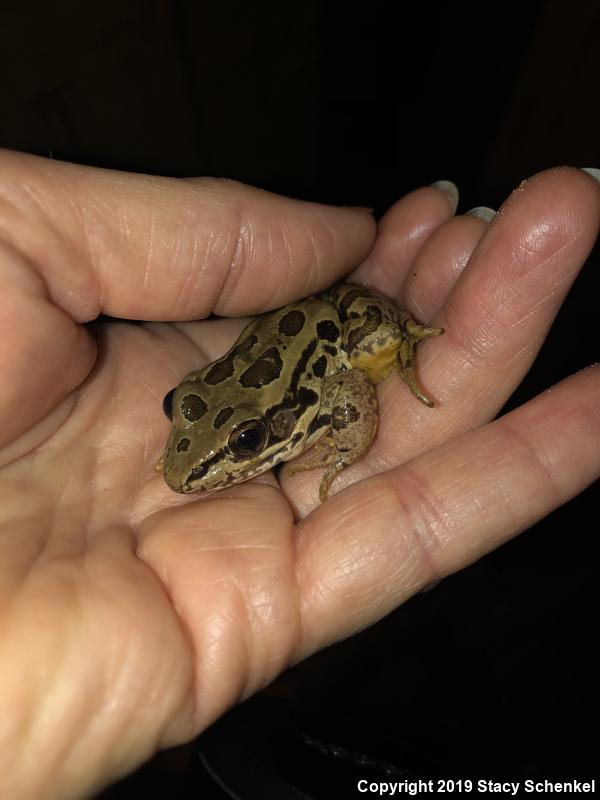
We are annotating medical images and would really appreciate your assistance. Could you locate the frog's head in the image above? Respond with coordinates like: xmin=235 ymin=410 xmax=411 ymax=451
xmin=160 ymin=379 xmax=305 ymax=493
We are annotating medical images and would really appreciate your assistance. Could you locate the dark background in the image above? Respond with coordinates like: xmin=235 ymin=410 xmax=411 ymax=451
xmin=1 ymin=1 xmax=598 ymax=796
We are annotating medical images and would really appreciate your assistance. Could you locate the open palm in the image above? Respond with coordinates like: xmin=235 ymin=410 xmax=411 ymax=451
xmin=0 ymin=152 xmax=598 ymax=800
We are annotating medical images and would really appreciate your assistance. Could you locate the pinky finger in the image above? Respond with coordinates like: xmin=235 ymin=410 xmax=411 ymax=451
xmin=401 ymin=209 xmax=494 ymax=320
xmin=351 ymin=182 xmax=459 ymax=295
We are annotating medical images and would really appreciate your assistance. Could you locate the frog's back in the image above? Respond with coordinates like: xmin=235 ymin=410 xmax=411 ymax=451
xmin=198 ymin=296 xmax=347 ymax=398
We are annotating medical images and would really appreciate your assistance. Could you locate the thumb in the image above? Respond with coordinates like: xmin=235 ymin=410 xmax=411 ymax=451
xmin=0 ymin=240 xmax=94 ymax=451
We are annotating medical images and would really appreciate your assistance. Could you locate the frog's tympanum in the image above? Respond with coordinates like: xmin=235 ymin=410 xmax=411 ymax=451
xmin=158 ymin=283 xmax=442 ymax=502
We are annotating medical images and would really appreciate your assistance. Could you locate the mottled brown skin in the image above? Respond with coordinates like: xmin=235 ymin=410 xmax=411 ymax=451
xmin=288 ymin=367 xmax=378 ymax=501
xmin=158 ymin=283 xmax=443 ymax=501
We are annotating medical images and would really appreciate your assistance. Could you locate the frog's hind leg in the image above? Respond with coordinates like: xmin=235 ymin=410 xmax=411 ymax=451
xmin=289 ymin=368 xmax=378 ymax=501
xmin=396 ymin=314 xmax=443 ymax=408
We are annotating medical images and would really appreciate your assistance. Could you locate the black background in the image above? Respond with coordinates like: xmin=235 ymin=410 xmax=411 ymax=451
xmin=1 ymin=1 xmax=598 ymax=796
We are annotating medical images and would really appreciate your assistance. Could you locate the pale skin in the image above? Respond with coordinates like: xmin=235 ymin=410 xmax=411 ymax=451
xmin=0 ymin=151 xmax=599 ymax=800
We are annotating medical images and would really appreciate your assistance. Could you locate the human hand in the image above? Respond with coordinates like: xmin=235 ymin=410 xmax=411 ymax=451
xmin=0 ymin=152 xmax=597 ymax=799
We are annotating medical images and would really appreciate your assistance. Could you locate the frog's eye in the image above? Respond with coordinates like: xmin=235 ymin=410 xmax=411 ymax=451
xmin=229 ymin=420 xmax=267 ymax=457
xmin=162 ymin=388 xmax=176 ymax=420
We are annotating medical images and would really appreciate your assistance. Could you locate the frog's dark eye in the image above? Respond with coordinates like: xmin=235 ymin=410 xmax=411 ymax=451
xmin=162 ymin=388 xmax=176 ymax=420
xmin=229 ymin=420 xmax=267 ymax=457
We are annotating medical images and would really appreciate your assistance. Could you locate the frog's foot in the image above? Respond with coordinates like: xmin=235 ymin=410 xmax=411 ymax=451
xmin=404 ymin=320 xmax=444 ymax=341
xmin=287 ymin=435 xmax=335 ymax=477
xmin=154 ymin=456 xmax=165 ymax=474
xmin=317 ymin=457 xmax=347 ymax=502
xmin=287 ymin=439 xmax=343 ymax=502
xmin=397 ymin=321 xmax=443 ymax=408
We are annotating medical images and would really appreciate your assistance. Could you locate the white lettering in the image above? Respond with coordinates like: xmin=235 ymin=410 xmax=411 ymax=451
xmin=359 ymin=776 xmax=594 ymax=796
xmin=477 ymin=781 xmax=520 ymax=795
xmin=357 ymin=778 xmax=438 ymax=795
xmin=525 ymin=780 xmax=595 ymax=793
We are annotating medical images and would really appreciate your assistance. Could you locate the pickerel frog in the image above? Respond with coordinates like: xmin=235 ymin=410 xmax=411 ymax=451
xmin=158 ymin=283 xmax=442 ymax=501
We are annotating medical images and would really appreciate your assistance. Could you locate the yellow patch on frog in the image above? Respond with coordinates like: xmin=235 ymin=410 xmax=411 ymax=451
xmin=351 ymin=343 xmax=398 ymax=385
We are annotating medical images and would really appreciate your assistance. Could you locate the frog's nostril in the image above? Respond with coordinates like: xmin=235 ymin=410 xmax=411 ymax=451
xmin=162 ymin=388 xmax=176 ymax=420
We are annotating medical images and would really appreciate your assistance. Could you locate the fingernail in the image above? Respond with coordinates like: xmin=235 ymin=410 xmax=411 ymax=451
xmin=580 ymin=167 xmax=600 ymax=185
xmin=431 ymin=180 xmax=459 ymax=214
xmin=466 ymin=206 xmax=496 ymax=223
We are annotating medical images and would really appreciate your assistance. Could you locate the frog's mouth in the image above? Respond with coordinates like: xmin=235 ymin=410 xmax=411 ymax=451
xmin=167 ymin=426 xmax=310 ymax=494
xmin=178 ymin=450 xmax=228 ymax=492
xmin=181 ymin=452 xmax=276 ymax=492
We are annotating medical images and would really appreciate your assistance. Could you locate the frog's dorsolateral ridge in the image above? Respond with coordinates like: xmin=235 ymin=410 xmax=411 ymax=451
xmin=158 ymin=283 xmax=443 ymax=501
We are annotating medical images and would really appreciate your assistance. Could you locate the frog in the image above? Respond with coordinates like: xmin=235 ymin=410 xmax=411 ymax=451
xmin=157 ymin=283 xmax=443 ymax=502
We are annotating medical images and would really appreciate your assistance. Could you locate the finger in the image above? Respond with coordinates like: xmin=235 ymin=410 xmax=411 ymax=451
xmin=135 ymin=482 xmax=298 ymax=723
xmin=427 ymin=167 xmax=600 ymax=426
xmin=401 ymin=210 xmax=493 ymax=320
xmin=294 ymin=365 xmax=600 ymax=655
xmin=350 ymin=181 xmax=459 ymax=294
xmin=0 ymin=241 xmax=95 ymax=451
xmin=291 ymin=167 xmax=600 ymax=508
xmin=0 ymin=150 xmax=375 ymax=322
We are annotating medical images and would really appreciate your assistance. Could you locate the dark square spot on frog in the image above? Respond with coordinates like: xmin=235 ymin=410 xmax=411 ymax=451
xmin=240 ymin=347 xmax=283 ymax=388
xmin=177 ymin=437 xmax=191 ymax=453
xmin=214 ymin=406 xmax=234 ymax=429
xmin=332 ymin=403 xmax=360 ymax=431
xmin=204 ymin=334 xmax=258 ymax=385
xmin=181 ymin=394 xmax=208 ymax=421
xmin=278 ymin=309 xmax=306 ymax=336
xmin=316 ymin=319 xmax=340 ymax=342
xmin=204 ymin=358 xmax=234 ymax=385
xmin=298 ymin=387 xmax=319 ymax=407
xmin=312 ymin=355 xmax=327 ymax=378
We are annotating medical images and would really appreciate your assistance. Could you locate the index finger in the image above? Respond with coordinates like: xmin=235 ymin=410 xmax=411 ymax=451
xmin=0 ymin=150 xmax=376 ymax=322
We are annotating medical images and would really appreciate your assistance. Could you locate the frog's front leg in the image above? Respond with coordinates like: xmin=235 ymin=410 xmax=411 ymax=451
xmin=289 ymin=368 xmax=377 ymax=501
